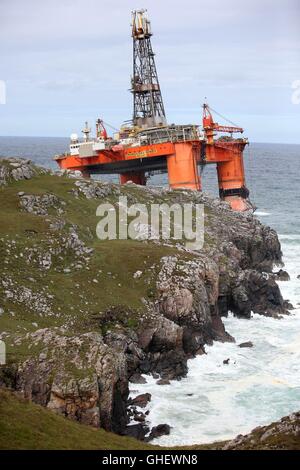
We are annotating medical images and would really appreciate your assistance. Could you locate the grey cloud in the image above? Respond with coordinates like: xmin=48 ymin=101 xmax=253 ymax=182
xmin=0 ymin=0 xmax=299 ymax=141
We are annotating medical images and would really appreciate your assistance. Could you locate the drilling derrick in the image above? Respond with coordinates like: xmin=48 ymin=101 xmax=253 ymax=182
xmin=55 ymin=10 xmax=253 ymax=213
xmin=131 ymin=9 xmax=167 ymax=129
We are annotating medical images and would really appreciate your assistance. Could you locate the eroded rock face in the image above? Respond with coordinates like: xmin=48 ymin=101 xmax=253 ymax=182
xmin=11 ymin=329 xmax=128 ymax=432
xmin=231 ymin=270 xmax=287 ymax=318
xmin=156 ymin=256 xmax=233 ymax=356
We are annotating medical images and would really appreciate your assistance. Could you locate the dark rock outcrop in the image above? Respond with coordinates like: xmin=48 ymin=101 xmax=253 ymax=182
xmin=122 ymin=423 xmax=150 ymax=441
xmin=129 ymin=373 xmax=147 ymax=384
xmin=148 ymin=423 xmax=171 ymax=440
xmin=238 ymin=341 xmax=254 ymax=348
xmin=273 ymin=269 xmax=290 ymax=281
xmin=231 ymin=270 xmax=287 ymax=318
xmin=128 ymin=393 xmax=151 ymax=408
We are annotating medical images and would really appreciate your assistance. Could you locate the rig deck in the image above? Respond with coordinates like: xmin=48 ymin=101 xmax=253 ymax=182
xmin=55 ymin=10 xmax=251 ymax=212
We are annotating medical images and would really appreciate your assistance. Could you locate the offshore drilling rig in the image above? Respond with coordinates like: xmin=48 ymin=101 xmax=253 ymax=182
xmin=55 ymin=9 xmax=251 ymax=212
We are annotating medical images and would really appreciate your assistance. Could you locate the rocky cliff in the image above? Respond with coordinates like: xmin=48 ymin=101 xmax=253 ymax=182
xmin=1 ymin=388 xmax=299 ymax=450
xmin=0 ymin=157 xmax=290 ymax=438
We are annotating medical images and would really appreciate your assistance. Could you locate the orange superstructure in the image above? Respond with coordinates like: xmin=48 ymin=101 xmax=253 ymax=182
xmin=54 ymin=10 xmax=252 ymax=212
xmin=202 ymin=104 xmax=251 ymax=211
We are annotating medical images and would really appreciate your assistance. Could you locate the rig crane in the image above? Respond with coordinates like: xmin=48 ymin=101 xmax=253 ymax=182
xmin=54 ymin=10 xmax=252 ymax=212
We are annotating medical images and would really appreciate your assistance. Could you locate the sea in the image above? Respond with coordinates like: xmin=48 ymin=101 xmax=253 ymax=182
xmin=0 ymin=137 xmax=299 ymax=445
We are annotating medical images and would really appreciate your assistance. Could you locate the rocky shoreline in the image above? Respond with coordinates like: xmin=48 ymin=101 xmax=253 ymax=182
xmin=0 ymin=157 xmax=293 ymax=443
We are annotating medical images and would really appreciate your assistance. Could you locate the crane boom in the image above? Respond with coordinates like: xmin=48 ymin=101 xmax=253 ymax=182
xmin=202 ymin=104 xmax=243 ymax=133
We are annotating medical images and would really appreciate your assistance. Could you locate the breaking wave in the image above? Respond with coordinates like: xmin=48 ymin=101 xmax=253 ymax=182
xmin=129 ymin=236 xmax=300 ymax=446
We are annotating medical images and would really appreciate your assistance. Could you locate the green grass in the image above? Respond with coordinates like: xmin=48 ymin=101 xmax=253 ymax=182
xmin=0 ymin=389 xmax=158 ymax=450
xmin=2 ymin=389 xmax=297 ymax=450
xmin=0 ymin=173 xmax=190 ymax=363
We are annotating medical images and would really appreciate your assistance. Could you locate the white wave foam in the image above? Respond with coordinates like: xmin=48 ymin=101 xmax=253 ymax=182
xmin=255 ymin=211 xmax=271 ymax=216
xmin=278 ymin=234 xmax=300 ymax=240
xmin=128 ymin=232 xmax=300 ymax=446
xmin=130 ymin=310 xmax=300 ymax=446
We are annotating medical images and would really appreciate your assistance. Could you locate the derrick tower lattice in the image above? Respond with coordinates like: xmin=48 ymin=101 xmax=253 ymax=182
xmin=131 ymin=10 xmax=166 ymax=128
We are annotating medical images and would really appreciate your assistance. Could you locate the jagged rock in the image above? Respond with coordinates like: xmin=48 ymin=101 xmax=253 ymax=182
xmin=122 ymin=423 xmax=150 ymax=440
xmin=273 ymin=269 xmax=290 ymax=281
xmin=238 ymin=341 xmax=254 ymax=348
xmin=231 ymin=270 xmax=288 ymax=318
xmin=129 ymin=373 xmax=147 ymax=384
xmin=147 ymin=317 xmax=183 ymax=353
xmin=283 ymin=300 xmax=294 ymax=310
xmin=231 ymin=224 xmax=282 ymax=272
xmin=156 ymin=378 xmax=170 ymax=385
xmin=133 ymin=410 xmax=146 ymax=422
xmin=148 ymin=423 xmax=171 ymax=440
xmin=129 ymin=393 xmax=151 ymax=408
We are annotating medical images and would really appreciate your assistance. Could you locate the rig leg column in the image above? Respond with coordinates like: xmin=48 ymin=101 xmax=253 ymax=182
xmin=167 ymin=142 xmax=201 ymax=191
xmin=216 ymin=152 xmax=250 ymax=211
xmin=120 ymin=172 xmax=146 ymax=186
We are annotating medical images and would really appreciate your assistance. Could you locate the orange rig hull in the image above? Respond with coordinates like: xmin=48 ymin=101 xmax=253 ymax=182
xmin=56 ymin=137 xmax=251 ymax=212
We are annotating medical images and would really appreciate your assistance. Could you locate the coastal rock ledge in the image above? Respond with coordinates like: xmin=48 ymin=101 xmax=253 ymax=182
xmin=0 ymin=157 xmax=290 ymax=438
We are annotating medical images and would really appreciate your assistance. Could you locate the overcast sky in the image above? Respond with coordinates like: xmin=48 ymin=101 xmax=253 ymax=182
xmin=0 ymin=0 xmax=299 ymax=142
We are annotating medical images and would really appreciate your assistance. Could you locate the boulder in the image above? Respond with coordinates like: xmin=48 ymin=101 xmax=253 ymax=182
xmin=129 ymin=393 xmax=151 ymax=408
xmin=156 ymin=378 xmax=170 ymax=385
xmin=273 ymin=269 xmax=290 ymax=281
xmin=238 ymin=341 xmax=254 ymax=348
xmin=148 ymin=424 xmax=171 ymax=440
xmin=122 ymin=423 xmax=150 ymax=441
xmin=129 ymin=373 xmax=147 ymax=384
